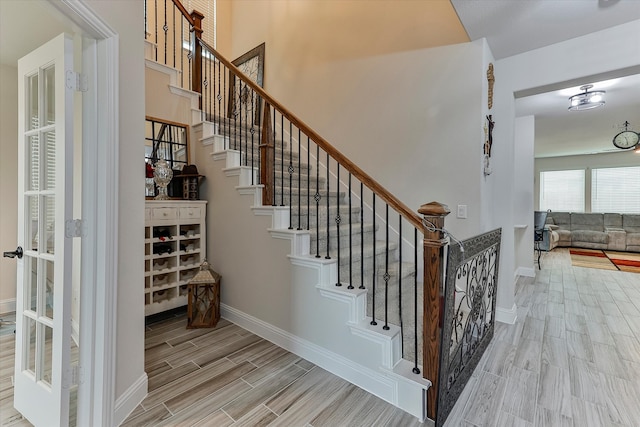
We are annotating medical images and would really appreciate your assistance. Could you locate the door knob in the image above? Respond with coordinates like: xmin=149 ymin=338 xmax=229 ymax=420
xmin=3 ymin=246 xmax=23 ymax=259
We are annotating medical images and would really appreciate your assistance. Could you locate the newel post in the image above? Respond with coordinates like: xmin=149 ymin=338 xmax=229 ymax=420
xmin=260 ymin=102 xmax=275 ymax=206
xmin=418 ymin=201 xmax=450 ymax=420
xmin=190 ymin=10 xmax=204 ymax=105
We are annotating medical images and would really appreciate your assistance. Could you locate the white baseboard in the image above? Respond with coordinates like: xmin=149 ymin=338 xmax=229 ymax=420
xmin=0 ymin=298 xmax=16 ymax=315
xmin=113 ymin=373 xmax=148 ymax=427
xmin=220 ymin=303 xmax=420 ymax=417
xmin=516 ymin=267 xmax=536 ymax=278
xmin=495 ymin=303 xmax=518 ymax=325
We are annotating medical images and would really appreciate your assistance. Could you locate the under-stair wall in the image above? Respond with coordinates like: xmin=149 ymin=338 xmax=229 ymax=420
xmin=191 ymin=118 xmax=432 ymax=421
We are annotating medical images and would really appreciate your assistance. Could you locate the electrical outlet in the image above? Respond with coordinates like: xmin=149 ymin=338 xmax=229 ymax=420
xmin=457 ymin=204 xmax=468 ymax=219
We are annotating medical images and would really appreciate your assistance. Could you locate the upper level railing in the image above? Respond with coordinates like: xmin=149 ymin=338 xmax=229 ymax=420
xmin=144 ymin=0 xmax=459 ymax=420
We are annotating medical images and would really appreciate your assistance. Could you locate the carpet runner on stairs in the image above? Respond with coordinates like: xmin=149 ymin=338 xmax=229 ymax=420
xmin=210 ymin=115 xmax=423 ymax=364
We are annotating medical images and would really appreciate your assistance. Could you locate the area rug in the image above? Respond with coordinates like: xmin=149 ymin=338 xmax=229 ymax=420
xmin=604 ymin=251 xmax=640 ymax=273
xmin=569 ymin=248 xmax=640 ymax=273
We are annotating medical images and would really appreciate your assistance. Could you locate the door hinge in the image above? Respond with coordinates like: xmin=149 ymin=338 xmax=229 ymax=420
xmin=66 ymin=70 xmax=88 ymax=92
xmin=65 ymin=363 xmax=82 ymax=388
xmin=65 ymin=219 xmax=86 ymax=238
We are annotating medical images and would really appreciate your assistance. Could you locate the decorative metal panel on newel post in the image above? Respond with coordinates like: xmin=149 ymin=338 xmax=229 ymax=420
xmin=187 ymin=260 xmax=221 ymax=328
xmin=436 ymin=228 xmax=502 ymax=426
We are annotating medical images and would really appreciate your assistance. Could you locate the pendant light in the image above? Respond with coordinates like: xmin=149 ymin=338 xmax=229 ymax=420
xmin=568 ymin=84 xmax=606 ymax=111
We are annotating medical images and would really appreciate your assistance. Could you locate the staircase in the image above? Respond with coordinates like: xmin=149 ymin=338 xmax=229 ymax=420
xmin=145 ymin=34 xmax=433 ymax=424
xmin=196 ymin=114 xmax=430 ymax=420
xmin=217 ymin=116 xmax=423 ymax=340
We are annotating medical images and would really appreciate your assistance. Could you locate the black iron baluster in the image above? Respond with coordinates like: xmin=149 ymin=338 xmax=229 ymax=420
xmin=202 ymin=50 xmax=212 ymax=121
xmin=315 ymin=144 xmax=320 ymax=257
xmin=359 ymin=182 xmax=364 ymax=290
xmin=188 ymin=33 xmax=192 ymax=100
xmin=257 ymin=97 xmax=262 ymax=186
xmin=207 ymin=53 xmax=212 ymax=122
xmin=280 ymin=114 xmax=284 ymax=206
xmin=154 ymin=0 xmax=158 ymax=62
xmin=233 ymin=77 xmax=238 ymax=151
xmin=172 ymin=6 xmax=176 ymax=69
xmin=307 ymin=135 xmax=310 ymax=230
xmin=163 ymin=0 xmax=168 ymax=64
xmin=335 ymin=164 xmax=341 ymax=286
xmin=413 ymin=228 xmax=420 ymax=374
xmin=180 ymin=18 xmax=184 ymax=88
xmin=288 ymin=121 xmax=293 ymax=229
xmin=151 ymin=120 xmax=157 ymax=162
xmin=383 ymin=204 xmax=390 ymax=330
xmin=211 ymin=55 xmax=215 ymax=136
xmin=398 ymin=215 xmax=403 ymax=353
xmin=325 ymin=152 xmax=330 ymax=260
xmin=144 ymin=0 xmax=148 ymax=41
xmin=272 ymin=107 xmax=276 ymax=206
xmin=239 ymin=80 xmax=244 ymax=165
xmin=223 ymin=64 xmax=227 ymax=143
xmin=297 ymin=128 xmax=302 ymax=230
xmin=217 ymin=59 xmax=222 ymax=145
xmin=348 ymin=173 xmax=353 ymax=289
xmin=251 ymin=89 xmax=255 ymax=184
xmin=371 ymin=193 xmax=377 ymax=326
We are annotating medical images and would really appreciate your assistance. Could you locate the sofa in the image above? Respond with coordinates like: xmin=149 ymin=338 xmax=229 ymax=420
xmin=544 ymin=212 xmax=640 ymax=253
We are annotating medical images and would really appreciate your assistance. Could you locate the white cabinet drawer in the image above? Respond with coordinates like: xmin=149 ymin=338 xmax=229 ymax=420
xmin=179 ymin=207 xmax=201 ymax=220
xmin=152 ymin=207 xmax=177 ymax=220
xmin=145 ymin=208 xmax=152 ymax=221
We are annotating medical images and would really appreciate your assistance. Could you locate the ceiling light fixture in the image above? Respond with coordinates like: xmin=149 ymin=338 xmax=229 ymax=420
xmin=568 ymin=84 xmax=606 ymax=111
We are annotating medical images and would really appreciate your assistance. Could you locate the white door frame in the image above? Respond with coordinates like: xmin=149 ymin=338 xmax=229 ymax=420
xmin=49 ymin=1 xmax=119 ymax=425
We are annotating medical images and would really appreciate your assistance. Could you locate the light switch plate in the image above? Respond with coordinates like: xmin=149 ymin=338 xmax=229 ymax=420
xmin=457 ymin=205 xmax=468 ymax=219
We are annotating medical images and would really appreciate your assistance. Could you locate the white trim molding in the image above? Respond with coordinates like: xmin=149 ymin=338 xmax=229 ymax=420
xmin=113 ymin=373 xmax=148 ymax=427
xmin=55 ymin=1 xmax=120 ymax=426
xmin=0 ymin=298 xmax=16 ymax=315
xmin=220 ymin=303 xmax=428 ymax=422
xmin=496 ymin=303 xmax=518 ymax=324
xmin=516 ymin=266 xmax=535 ymax=278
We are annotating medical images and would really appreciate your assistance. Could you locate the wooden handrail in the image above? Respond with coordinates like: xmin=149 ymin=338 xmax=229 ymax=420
xmin=170 ymin=0 xmax=195 ymax=26
xmin=196 ymin=38 xmax=423 ymax=230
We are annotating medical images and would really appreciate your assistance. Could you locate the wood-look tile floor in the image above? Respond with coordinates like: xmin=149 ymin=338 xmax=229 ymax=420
xmin=122 ymin=314 xmax=425 ymax=427
xmin=2 ymin=247 xmax=640 ymax=426
xmin=444 ymin=248 xmax=640 ymax=427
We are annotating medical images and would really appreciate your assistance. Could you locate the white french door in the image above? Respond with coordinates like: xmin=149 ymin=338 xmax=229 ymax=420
xmin=14 ymin=33 xmax=75 ymax=426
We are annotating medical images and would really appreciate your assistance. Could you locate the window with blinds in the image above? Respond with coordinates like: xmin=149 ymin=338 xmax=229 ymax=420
xmin=29 ymin=116 xmax=56 ymax=253
xmin=539 ymin=169 xmax=585 ymax=212
xmin=592 ymin=166 xmax=640 ymax=214
xmin=186 ymin=0 xmax=216 ymax=48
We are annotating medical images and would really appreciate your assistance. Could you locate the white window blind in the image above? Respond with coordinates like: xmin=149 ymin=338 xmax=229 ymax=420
xmin=540 ymin=170 xmax=585 ymax=212
xmin=592 ymin=166 xmax=640 ymax=214
xmin=186 ymin=0 xmax=216 ymax=48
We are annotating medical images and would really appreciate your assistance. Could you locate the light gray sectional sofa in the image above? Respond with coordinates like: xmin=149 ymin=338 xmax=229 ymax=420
xmin=545 ymin=212 xmax=640 ymax=253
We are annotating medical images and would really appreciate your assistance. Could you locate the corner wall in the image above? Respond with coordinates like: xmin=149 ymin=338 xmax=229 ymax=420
xmin=514 ymin=116 xmax=535 ymax=277
xmin=227 ymin=1 xmax=484 ymax=240
xmin=84 ymin=0 xmax=147 ymax=411
xmin=494 ymin=19 xmax=640 ymax=322
xmin=0 ymin=64 xmax=18 ymax=314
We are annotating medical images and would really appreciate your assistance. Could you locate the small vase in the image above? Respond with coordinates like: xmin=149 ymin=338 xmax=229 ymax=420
xmin=153 ymin=159 xmax=173 ymax=200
